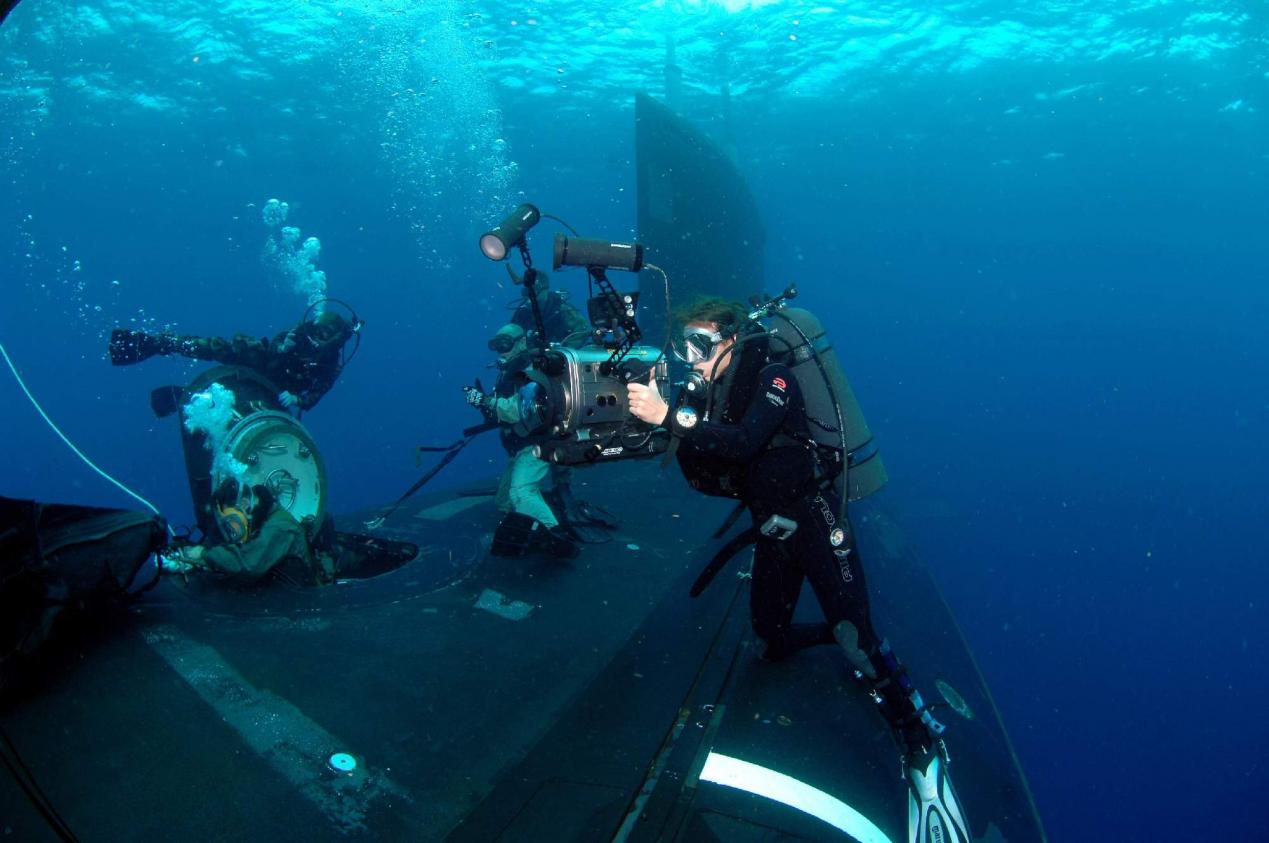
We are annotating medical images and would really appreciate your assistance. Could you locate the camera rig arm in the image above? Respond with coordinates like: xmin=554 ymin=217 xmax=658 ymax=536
xmin=512 ymin=244 xmax=552 ymax=354
xmin=588 ymin=267 xmax=642 ymax=372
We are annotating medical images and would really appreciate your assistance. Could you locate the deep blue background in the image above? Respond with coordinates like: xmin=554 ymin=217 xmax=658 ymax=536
xmin=3 ymin=7 xmax=1267 ymax=842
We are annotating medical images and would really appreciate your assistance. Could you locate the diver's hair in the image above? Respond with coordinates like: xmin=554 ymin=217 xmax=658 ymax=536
xmin=213 ymin=478 xmax=241 ymax=510
xmin=674 ymin=297 xmax=749 ymax=338
xmin=249 ymin=484 xmax=275 ymax=535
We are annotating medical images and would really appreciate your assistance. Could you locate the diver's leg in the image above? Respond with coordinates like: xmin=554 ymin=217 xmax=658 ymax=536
xmin=794 ymin=495 xmax=884 ymax=672
xmin=108 ymin=329 xmax=190 ymax=365
xmin=506 ymin=447 xmax=559 ymax=528
xmin=549 ymin=464 xmax=572 ymax=493
xmin=797 ymin=494 xmax=924 ymax=741
xmin=170 ymin=335 xmax=230 ymax=361
xmin=798 ymin=494 xmax=970 ymax=843
xmin=491 ymin=451 xmax=576 ymax=558
xmin=494 ymin=457 xmax=515 ymax=515
xmin=543 ymin=464 xmax=572 ymax=524
xmin=749 ymin=540 xmax=826 ymax=661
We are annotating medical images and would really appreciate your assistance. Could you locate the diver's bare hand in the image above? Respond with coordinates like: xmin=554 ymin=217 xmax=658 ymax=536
xmin=627 ymin=377 xmax=668 ymax=425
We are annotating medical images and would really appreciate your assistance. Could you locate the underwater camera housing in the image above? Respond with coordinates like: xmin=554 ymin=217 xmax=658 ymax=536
xmin=514 ymin=276 xmax=670 ymax=465
xmin=485 ymin=208 xmax=670 ymax=465
xmin=519 ymin=346 xmax=670 ymax=465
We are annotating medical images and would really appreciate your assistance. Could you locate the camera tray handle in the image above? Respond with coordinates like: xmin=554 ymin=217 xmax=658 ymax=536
xmin=587 ymin=267 xmax=642 ymax=371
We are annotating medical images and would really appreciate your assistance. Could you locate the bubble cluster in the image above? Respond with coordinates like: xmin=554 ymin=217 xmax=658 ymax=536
xmin=182 ymin=382 xmax=248 ymax=482
xmin=262 ymin=197 xmax=289 ymax=227
xmin=334 ymin=5 xmax=520 ymax=265
xmin=262 ymin=198 xmax=328 ymax=311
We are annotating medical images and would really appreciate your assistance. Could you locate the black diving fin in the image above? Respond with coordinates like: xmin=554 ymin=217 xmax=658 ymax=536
xmin=150 ymin=385 xmax=185 ymax=419
xmin=109 ymin=328 xmax=164 ymax=366
xmin=490 ymin=513 xmax=578 ymax=560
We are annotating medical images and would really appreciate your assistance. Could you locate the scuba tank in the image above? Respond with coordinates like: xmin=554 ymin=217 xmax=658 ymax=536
xmin=765 ymin=307 xmax=887 ymax=503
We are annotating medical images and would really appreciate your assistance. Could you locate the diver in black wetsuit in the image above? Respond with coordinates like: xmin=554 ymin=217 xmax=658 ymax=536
xmin=627 ymin=297 xmax=970 ymax=843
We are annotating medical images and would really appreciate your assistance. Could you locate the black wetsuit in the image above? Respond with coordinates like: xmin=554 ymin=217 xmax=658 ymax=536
xmin=669 ymin=360 xmax=880 ymax=661
xmin=667 ymin=339 xmax=934 ymax=754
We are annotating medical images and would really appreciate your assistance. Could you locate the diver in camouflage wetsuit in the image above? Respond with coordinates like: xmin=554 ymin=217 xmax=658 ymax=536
xmin=108 ymin=309 xmax=357 ymax=412
xmin=162 ymin=480 xmax=335 ymax=586
xmin=463 ymin=273 xmax=612 ymax=557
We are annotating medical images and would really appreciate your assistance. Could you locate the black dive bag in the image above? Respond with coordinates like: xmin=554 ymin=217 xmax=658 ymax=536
xmin=1 ymin=496 xmax=167 ymax=689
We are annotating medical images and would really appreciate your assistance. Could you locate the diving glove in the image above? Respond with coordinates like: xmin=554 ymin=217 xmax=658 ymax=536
xmin=463 ymin=385 xmax=493 ymax=412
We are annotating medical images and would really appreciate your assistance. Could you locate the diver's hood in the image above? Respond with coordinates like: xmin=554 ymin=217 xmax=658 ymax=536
xmin=490 ymin=323 xmax=528 ymax=362
xmin=302 ymin=312 xmax=352 ymax=349
xmin=497 ymin=343 xmax=532 ymax=371
xmin=490 ymin=322 xmax=526 ymax=341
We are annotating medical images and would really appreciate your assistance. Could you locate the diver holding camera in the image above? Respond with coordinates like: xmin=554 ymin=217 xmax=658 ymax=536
xmin=464 ymin=205 xmax=668 ymax=558
xmin=464 ymin=201 xmax=970 ymax=840
xmin=627 ymin=293 xmax=973 ymax=843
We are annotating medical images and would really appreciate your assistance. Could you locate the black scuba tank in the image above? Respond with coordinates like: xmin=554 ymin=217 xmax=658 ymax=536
xmin=766 ymin=307 xmax=887 ymax=502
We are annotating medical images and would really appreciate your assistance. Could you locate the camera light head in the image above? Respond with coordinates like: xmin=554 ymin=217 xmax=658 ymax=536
xmin=480 ymin=203 xmax=541 ymax=261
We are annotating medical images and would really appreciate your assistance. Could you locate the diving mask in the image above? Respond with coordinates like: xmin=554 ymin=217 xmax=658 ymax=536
xmin=217 ymin=504 xmax=250 ymax=543
xmin=214 ymin=482 xmax=255 ymax=544
xmin=673 ymin=327 xmax=725 ymax=365
xmin=489 ymin=333 xmax=518 ymax=354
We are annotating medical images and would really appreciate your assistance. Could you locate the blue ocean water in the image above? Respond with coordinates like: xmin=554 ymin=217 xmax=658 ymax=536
xmin=1 ymin=1 xmax=1265 ymax=840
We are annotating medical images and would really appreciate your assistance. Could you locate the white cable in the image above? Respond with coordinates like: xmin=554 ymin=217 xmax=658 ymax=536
xmin=1 ymin=338 xmax=174 ymax=534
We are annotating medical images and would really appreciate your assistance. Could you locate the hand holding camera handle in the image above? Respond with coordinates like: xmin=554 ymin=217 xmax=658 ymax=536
xmin=616 ymin=359 xmax=654 ymax=385
xmin=627 ymin=376 xmax=669 ymax=426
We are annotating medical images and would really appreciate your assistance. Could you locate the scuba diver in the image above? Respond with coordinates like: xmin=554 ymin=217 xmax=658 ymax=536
xmin=626 ymin=297 xmax=971 ymax=843
xmin=464 ymin=322 xmax=580 ymax=559
xmin=107 ymin=305 xmax=361 ymax=413
xmin=504 ymin=265 xmax=591 ymax=348
xmin=106 ymin=299 xmax=363 ymax=555
xmin=161 ymin=479 xmax=335 ymax=586
xmin=464 ymin=274 xmax=617 ymax=559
